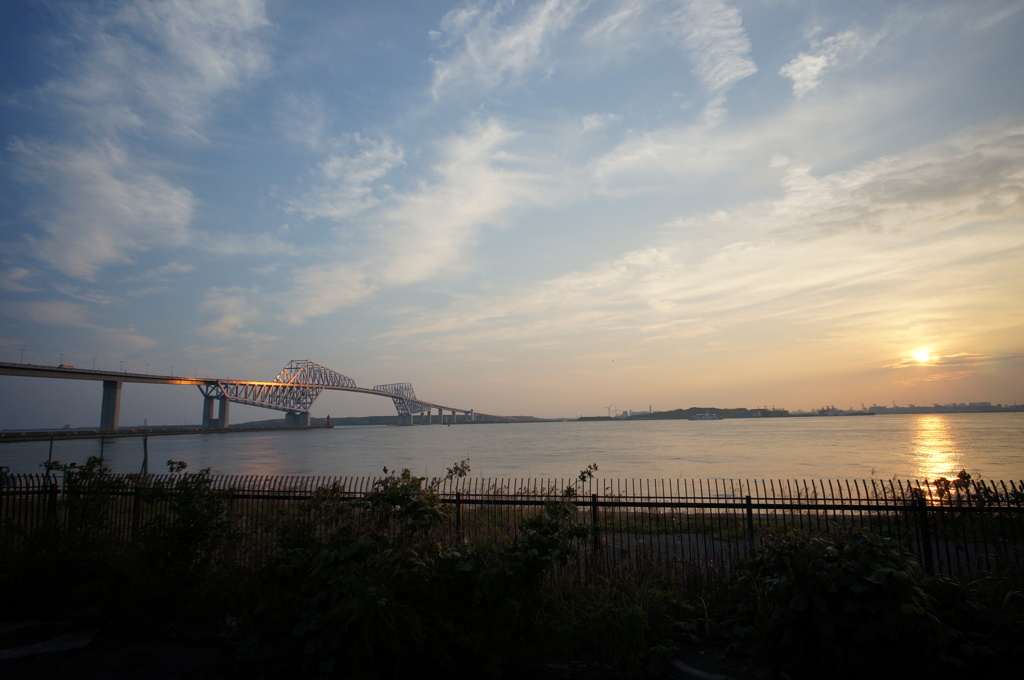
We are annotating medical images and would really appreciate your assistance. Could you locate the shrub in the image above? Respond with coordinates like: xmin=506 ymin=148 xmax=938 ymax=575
xmin=239 ymin=463 xmax=606 ymax=678
xmin=735 ymin=527 xmax=947 ymax=678
xmin=925 ymin=568 xmax=1024 ymax=675
xmin=137 ymin=460 xmax=232 ymax=580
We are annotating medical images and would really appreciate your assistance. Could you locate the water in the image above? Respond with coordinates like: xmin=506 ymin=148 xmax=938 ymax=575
xmin=2 ymin=413 xmax=1022 ymax=481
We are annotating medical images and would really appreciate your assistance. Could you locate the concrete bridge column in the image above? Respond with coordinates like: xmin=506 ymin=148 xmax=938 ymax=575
xmin=470 ymin=409 xmax=475 ymax=422
xmin=100 ymin=380 xmax=122 ymax=430
xmin=286 ymin=411 xmax=310 ymax=427
xmin=203 ymin=396 xmax=231 ymax=428
xmin=202 ymin=396 xmax=216 ymax=428
xmin=218 ymin=397 xmax=230 ymax=428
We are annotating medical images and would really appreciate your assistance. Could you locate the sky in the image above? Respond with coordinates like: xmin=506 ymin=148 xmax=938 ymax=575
xmin=1 ymin=0 xmax=1023 ymax=429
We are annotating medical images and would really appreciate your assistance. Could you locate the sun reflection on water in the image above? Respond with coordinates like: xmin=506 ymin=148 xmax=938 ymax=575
xmin=911 ymin=414 xmax=961 ymax=481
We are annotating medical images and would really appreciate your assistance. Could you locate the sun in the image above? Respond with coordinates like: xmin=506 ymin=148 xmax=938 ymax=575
xmin=913 ymin=348 xmax=933 ymax=363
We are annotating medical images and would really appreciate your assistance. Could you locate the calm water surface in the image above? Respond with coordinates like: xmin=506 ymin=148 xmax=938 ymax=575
xmin=2 ymin=413 xmax=1022 ymax=481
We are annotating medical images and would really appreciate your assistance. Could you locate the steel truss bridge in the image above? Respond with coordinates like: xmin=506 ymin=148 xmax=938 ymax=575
xmin=0 ymin=359 xmax=513 ymax=431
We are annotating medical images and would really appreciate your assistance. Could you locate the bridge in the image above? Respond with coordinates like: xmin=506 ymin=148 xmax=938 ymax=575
xmin=0 ymin=360 xmax=514 ymax=431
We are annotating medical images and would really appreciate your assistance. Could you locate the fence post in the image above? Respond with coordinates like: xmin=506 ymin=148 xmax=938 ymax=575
xmin=745 ymin=495 xmax=755 ymax=552
xmin=591 ymin=493 xmax=601 ymax=553
xmin=916 ymin=496 xmax=934 ymax=574
xmin=47 ymin=481 xmax=59 ymax=525
xmin=132 ymin=474 xmax=150 ymax=539
xmin=0 ymin=468 xmax=6 ymax=524
xmin=455 ymin=492 xmax=463 ymax=541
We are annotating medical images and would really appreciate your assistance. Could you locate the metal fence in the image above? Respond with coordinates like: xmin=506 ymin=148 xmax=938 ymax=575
xmin=2 ymin=473 xmax=1023 ymax=579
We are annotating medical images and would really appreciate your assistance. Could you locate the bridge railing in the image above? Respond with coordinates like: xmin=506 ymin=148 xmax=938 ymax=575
xmin=3 ymin=473 xmax=1022 ymax=579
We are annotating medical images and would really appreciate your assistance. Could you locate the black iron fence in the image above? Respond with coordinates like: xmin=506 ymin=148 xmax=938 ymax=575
xmin=2 ymin=473 xmax=1022 ymax=578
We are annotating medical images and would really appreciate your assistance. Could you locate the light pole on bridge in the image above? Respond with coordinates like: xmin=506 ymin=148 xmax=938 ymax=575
xmin=59 ymin=353 xmax=64 ymax=366
xmin=19 ymin=348 xmax=25 ymax=364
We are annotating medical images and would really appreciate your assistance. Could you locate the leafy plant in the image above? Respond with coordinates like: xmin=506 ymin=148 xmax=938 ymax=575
xmin=735 ymin=527 xmax=947 ymax=678
xmin=2 ymin=456 xmax=136 ymax=620
xmin=138 ymin=459 xmax=232 ymax=579
xmin=41 ymin=455 xmax=127 ymax=545
xmin=504 ymin=464 xmax=597 ymax=585
xmin=239 ymin=462 xmax=613 ymax=678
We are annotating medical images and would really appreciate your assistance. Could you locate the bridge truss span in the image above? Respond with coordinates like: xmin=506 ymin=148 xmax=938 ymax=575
xmin=197 ymin=361 xmax=511 ymax=427
xmin=372 ymin=382 xmax=430 ymax=417
xmin=197 ymin=359 xmax=362 ymax=426
xmin=274 ymin=360 xmax=357 ymax=389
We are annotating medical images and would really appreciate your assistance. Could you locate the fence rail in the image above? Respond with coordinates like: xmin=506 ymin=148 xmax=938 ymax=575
xmin=3 ymin=473 xmax=1022 ymax=579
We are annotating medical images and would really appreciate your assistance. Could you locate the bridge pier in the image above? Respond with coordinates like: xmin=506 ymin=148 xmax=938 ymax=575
xmin=202 ymin=396 xmax=214 ymax=427
xmin=432 ymin=409 xmax=460 ymax=425
xmin=202 ymin=396 xmax=231 ymax=428
xmin=285 ymin=411 xmax=310 ymax=427
xmin=100 ymin=380 xmax=122 ymax=430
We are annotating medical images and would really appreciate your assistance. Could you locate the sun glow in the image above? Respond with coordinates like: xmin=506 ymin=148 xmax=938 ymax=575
xmin=913 ymin=348 xmax=933 ymax=363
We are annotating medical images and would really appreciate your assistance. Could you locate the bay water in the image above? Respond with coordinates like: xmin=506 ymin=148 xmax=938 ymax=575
xmin=3 ymin=413 xmax=1022 ymax=482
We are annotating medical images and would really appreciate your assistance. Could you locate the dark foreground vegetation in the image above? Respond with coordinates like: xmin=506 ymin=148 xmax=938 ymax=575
xmin=2 ymin=457 xmax=1023 ymax=679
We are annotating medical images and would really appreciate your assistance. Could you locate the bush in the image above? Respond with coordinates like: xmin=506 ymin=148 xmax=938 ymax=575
xmin=239 ymin=463 xmax=607 ymax=678
xmin=137 ymin=460 xmax=232 ymax=580
xmin=925 ymin=568 xmax=1024 ymax=675
xmin=735 ymin=527 xmax=947 ymax=678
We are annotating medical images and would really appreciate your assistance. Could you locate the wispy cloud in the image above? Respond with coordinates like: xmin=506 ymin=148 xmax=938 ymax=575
xmin=290 ymin=136 xmax=405 ymax=221
xmin=53 ymin=286 xmax=120 ymax=306
xmin=283 ymin=264 xmax=375 ymax=325
xmin=581 ymin=112 xmax=621 ymax=133
xmin=7 ymin=0 xmax=271 ymax=282
xmin=123 ymin=262 xmax=197 ymax=282
xmin=370 ymin=119 xmax=550 ymax=286
xmin=666 ymin=0 xmax=756 ymax=94
xmin=198 ymin=287 xmax=279 ymax=342
xmin=430 ymin=0 xmax=591 ymax=98
xmin=781 ymin=29 xmax=883 ymax=97
xmin=46 ymin=0 xmax=271 ymax=140
xmin=589 ymin=117 xmax=765 ymax=194
xmin=886 ymin=352 xmax=1013 ymax=370
xmin=283 ymin=119 xmax=552 ymax=322
xmin=19 ymin=300 xmax=156 ymax=351
xmin=0 ymin=267 xmax=36 ymax=293
xmin=767 ymin=117 xmax=1024 ymax=239
xmin=10 ymin=139 xmax=194 ymax=281
xmin=277 ymin=92 xmax=332 ymax=151
xmin=200 ymin=233 xmax=300 ymax=257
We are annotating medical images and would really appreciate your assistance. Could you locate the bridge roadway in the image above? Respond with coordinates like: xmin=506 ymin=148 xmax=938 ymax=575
xmin=0 ymin=361 xmax=512 ymax=431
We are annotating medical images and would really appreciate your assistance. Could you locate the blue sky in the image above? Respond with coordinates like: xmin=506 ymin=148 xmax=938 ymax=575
xmin=2 ymin=0 xmax=1023 ymax=428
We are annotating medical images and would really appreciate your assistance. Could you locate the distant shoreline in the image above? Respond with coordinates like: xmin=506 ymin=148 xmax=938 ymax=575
xmin=2 ymin=407 xmax=1020 ymax=442
xmin=0 ymin=422 xmax=337 ymax=442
